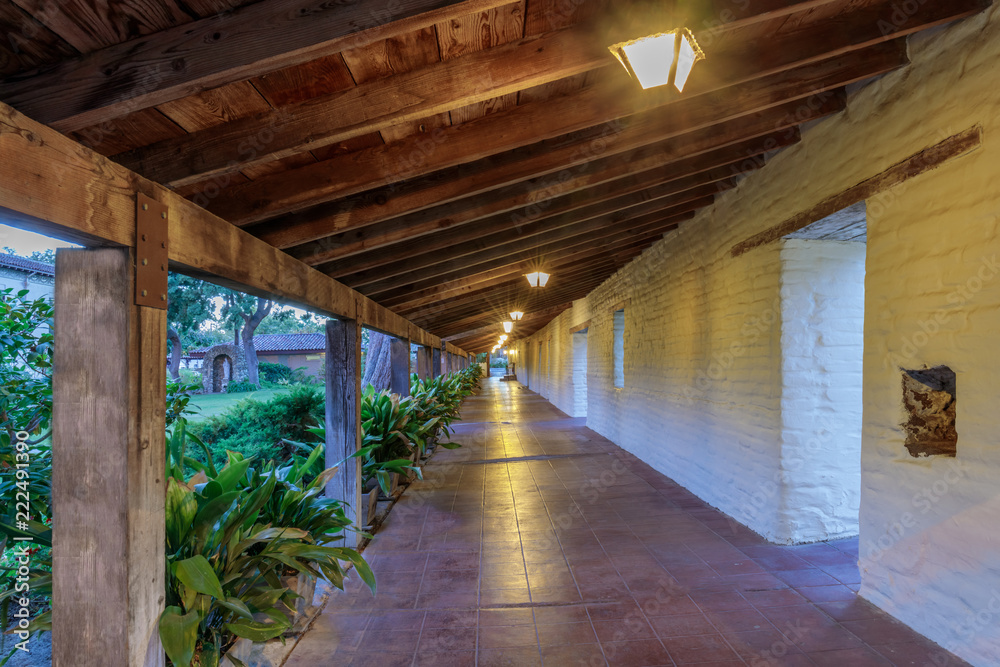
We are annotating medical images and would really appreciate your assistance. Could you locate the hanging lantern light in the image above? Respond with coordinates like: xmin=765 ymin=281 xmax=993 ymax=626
xmin=502 ymin=321 xmax=514 ymax=333
xmin=509 ymin=310 xmax=524 ymax=321
xmin=525 ymin=271 xmax=550 ymax=288
xmin=609 ymin=28 xmax=704 ymax=92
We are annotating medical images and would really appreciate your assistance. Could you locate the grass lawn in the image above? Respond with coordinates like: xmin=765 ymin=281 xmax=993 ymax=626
xmin=188 ymin=387 xmax=295 ymax=420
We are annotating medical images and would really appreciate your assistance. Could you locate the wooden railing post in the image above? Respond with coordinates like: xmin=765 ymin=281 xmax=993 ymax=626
xmin=53 ymin=248 xmax=166 ymax=667
xmin=325 ymin=318 xmax=362 ymax=547
xmin=389 ymin=337 xmax=410 ymax=397
xmin=432 ymin=347 xmax=442 ymax=378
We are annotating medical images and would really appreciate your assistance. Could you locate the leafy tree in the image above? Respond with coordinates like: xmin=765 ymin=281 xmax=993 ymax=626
xmin=166 ymin=274 xmax=218 ymax=380
xmin=219 ymin=292 xmax=274 ymax=387
xmin=0 ymin=289 xmax=53 ymax=442
xmin=256 ymin=308 xmax=325 ymax=335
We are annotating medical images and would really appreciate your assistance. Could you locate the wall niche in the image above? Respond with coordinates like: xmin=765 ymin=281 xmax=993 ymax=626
xmin=901 ymin=366 xmax=957 ymax=458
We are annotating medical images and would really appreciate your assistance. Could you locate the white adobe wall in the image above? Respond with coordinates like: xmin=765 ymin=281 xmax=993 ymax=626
xmin=516 ymin=238 xmax=791 ymax=542
xmin=779 ymin=240 xmax=865 ymax=543
xmin=515 ymin=5 xmax=1000 ymax=664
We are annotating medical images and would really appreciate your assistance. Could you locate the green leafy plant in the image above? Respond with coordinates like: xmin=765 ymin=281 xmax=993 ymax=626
xmin=160 ymin=421 xmax=374 ymax=667
xmin=188 ymin=386 xmax=324 ymax=466
xmin=226 ymin=379 xmax=260 ymax=394
xmin=0 ymin=289 xmax=54 ymax=656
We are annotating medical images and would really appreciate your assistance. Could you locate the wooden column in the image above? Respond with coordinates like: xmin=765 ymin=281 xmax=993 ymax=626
xmin=389 ymin=337 xmax=410 ymax=397
xmin=325 ymin=318 xmax=362 ymax=548
xmin=416 ymin=345 xmax=431 ymax=380
xmin=53 ymin=248 xmax=166 ymax=667
xmin=432 ymin=348 xmax=442 ymax=378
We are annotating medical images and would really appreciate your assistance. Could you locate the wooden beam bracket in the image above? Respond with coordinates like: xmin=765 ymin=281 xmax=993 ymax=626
xmin=135 ymin=194 xmax=169 ymax=309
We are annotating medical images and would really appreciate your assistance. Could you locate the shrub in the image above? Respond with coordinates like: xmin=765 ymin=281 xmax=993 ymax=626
xmin=258 ymin=361 xmax=292 ymax=384
xmin=226 ymin=379 xmax=259 ymax=393
xmin=160 ymin=421 xmax=373 ymax=667
xmin=0 ymin=289 xmax=54 ymax=653
xmin=188 ymin=386 xmax=324 ymax=466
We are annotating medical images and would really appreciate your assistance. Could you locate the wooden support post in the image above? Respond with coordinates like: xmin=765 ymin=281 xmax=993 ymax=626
xmin=389 ymin=337 xmax=410 ymax=397
xmin=416 ymin=345 xmax=431 ymax=380
xmin=53 ymin=248 xmax=166 ymax=667
xmin=432 ymin=348 xmax=442 ymax=378
xmin=325 ymin=318 xmax=362 ymax=548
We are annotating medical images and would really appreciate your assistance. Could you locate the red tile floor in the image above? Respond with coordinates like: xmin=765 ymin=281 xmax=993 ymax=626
xmin=285 ymin=378 xmax=969 ymax=666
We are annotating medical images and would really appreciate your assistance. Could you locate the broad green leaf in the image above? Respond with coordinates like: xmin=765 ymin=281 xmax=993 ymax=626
xmin=158 ymin=606 xmax=199 ymax=667
xmin=174 ymin=555 xmax=225 ymax=600
xmin=225 ymin=619 xmax=288 ymax=642
xmin=217 ymin=597 xmax=254 ymax=620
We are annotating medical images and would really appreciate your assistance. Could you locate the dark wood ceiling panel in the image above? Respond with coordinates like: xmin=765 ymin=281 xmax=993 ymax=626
xmin=0 ymin=0 xmax=516 ymax=130
xmin=0 ymin=1 xmax=77 ymax=76
xmin=9 ymin=0 xmax=190 ymax=52
xmin=67 ymin=106 xmax=185 ymax=155
xmin=249 ymin=53 xmax=356 ymax=107
xmin=155 ymin=80 xmax=270 ymax=131
xmin=436 ymin=1 xmax=524 ymax=123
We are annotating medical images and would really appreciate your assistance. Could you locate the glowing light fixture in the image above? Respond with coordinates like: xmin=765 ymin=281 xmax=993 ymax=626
xmin=499 ymin=334 xmax=508 ymax=342
xmin=525 ymin=271 xmax=550 ymax=288
xmin=502 ymin=321 xmax=514 ymax=333
xmin=609 ymin=28 xmax=704 ymax=92
xmin=509 ymin=310 xmax=524 ymax=321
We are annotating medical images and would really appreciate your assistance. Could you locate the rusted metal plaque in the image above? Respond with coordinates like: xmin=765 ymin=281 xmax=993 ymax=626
xmin=135 ymin=193 xmax=169 ymax=309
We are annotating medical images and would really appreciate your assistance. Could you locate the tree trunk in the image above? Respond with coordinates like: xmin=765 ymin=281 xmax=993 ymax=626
xmin=167 ymin=327 xmax=181 ymax=380
xmin=241 ymin=297 xmax=273 ymax=386
xmin=361 ymin=331 xmax=393 ymax=392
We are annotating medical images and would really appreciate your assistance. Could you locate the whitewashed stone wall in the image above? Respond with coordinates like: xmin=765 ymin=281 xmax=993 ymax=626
xmin=779 ymin=240 xmax=865 ymax=543
xmin=514 ymin=5 xmax=1000 ymax=664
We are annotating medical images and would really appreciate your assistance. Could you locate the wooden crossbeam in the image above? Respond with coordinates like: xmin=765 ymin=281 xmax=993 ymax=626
xmin=357 ymin=200 xmax=707 ymax=297
xmin=375 ymin=217 xmax=684 ymax=316
xmin=0 ymin=0 xmax=516 ymax=132
xmin=385 ymin=231 xmax=680 ymax=313
xmin=113 ymin=27 xmax=607 ymax=186
xmin=283 ymin=132 xmax=796 ymax=264
xmin=332 ymin=181 xmax=728 ymax=285
xmin=317 ymin=174 xmax=738 ymax=277
xmin=199 ymin=4 xmax=939 ymax=224
xmin=251 ymin=39 xmax=899 ymax=251
xmin=427 ymin=266 xmax=632 ymax=335
xmin=442 ymin=303 xmax=576 ymax=341
xmin=0 ymin=101 xmax=461 ymax=353
xmin=419 ymin=263 xmax=623 ymax=333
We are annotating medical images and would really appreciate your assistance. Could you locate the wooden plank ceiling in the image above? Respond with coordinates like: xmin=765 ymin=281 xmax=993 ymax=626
xmin=0 ymin=0 xmax=989 ymax=352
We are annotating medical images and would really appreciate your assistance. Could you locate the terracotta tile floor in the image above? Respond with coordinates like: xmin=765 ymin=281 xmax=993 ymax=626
xmin=285 ymin=378 xmax=970 ymax=666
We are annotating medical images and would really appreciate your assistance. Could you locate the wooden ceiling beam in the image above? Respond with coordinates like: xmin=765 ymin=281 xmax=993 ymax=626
xmin=0 ymin=0 xmax=517 ymax=132
xmin=310 ymin=170 xmax=735 ymax=277
xmin=113 ymin=27 xmax=608 ymax=186
xmin=369 ymin=214 xmax=683 ymax=312
xmin=394 ymin=259 xmax=621 ymax=322
xmin=427 ymin=267 xmax=630 ymax=335
xmin=442 ymin=303 xmax=578 ymax=341
xmin=415 ymin=263 xmax=623 ymax=332
xmin=385 ymin=233 xmax=674 ymax=313
xmin=355 ymin=199 xmax=708 ymax=297
xmin=329 ymin=180 xmax=730 ymax=284
xmin=284 ymin=132 xmax=795 ymax=265
xmin=198 ymin=5 xmax=905 ymax=223
xmin=252 ymin=39 xmax=904 ymax=249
